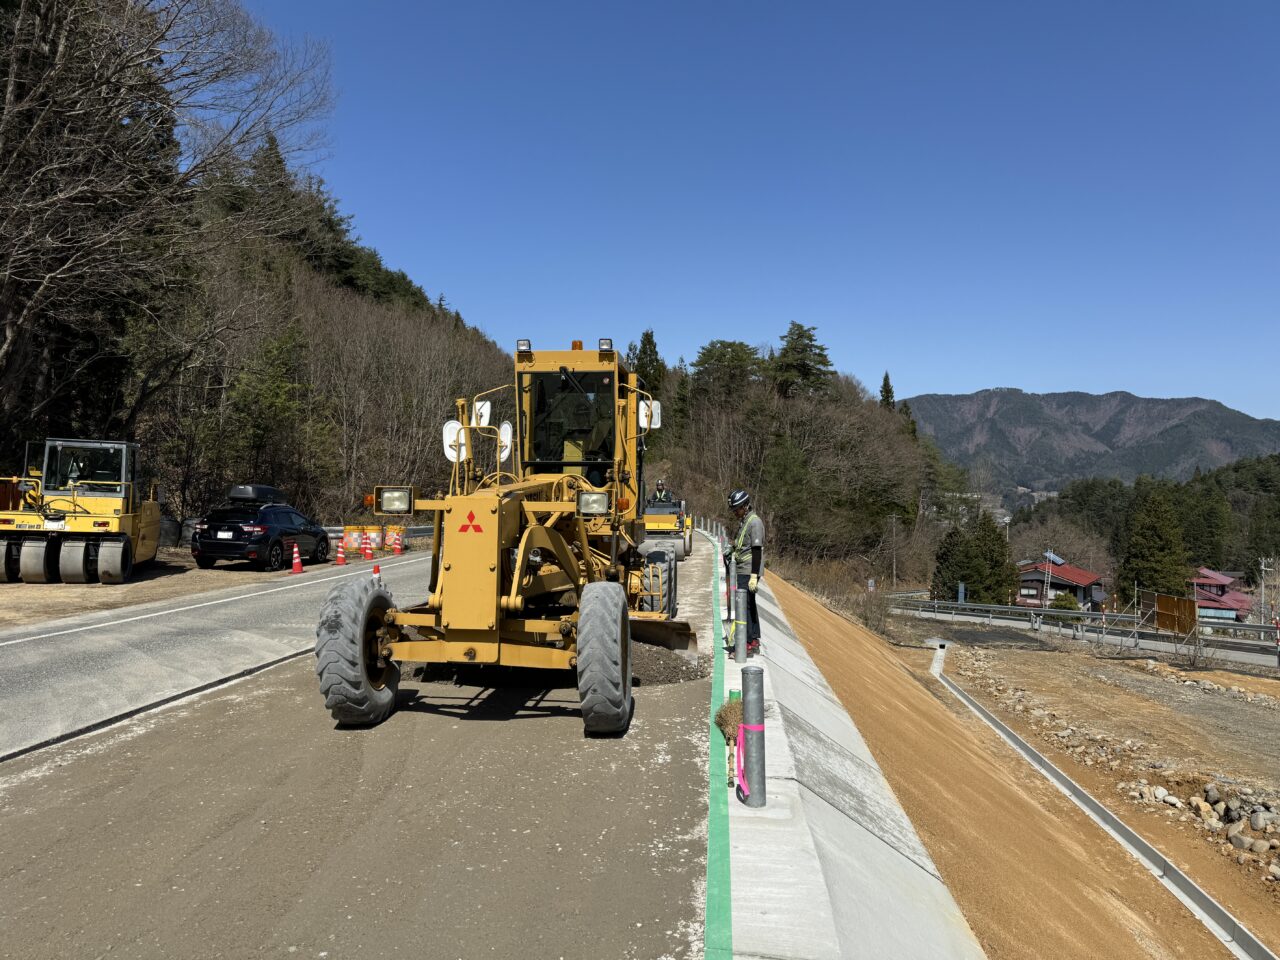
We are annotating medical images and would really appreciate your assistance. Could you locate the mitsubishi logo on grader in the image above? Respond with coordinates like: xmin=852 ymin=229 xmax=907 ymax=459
xmin=316 ymin=338 xmax=694 ymax=737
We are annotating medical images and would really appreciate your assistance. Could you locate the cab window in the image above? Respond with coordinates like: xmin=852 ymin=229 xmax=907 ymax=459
xmin=520 ymin=370 xmax=615 ymax=480
xmin=43 ymin=445 xmax=124 ymax=491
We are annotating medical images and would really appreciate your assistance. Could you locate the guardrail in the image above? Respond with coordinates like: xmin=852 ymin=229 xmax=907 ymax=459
xmin=893 ymin=597 xmax=1280 ymax=658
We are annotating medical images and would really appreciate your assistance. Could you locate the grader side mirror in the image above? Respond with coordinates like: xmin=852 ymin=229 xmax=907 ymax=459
xmin=499 ymin=421 xmax=513 ymax=463
xmin=640 ymin=400 xmax=662 ymax=430
xmin=443 ymin=420 xmax=466 ymax=463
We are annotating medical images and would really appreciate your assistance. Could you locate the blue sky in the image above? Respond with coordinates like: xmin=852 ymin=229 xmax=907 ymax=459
xmin=249 ymin=1 xmax=1280 ymax=418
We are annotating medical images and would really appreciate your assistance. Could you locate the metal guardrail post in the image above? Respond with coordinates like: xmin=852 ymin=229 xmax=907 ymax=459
xmin=734 ymin=582 xmax=749 ymax=664
xmin=727 ymin=554 xmax=737 ymax=623
xmin=741 ymin=665 xmax=766 ymax=808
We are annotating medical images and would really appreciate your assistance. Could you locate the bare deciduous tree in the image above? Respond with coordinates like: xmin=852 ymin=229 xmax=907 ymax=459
xmin=0 ymin=0 xmax=328 ymax=440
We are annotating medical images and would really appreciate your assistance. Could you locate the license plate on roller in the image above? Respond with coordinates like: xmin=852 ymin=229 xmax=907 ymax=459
xmin=44 ymin=519 xmax=65 ymax=531
xmin=217 ymin=530 xmax=233 ymax=539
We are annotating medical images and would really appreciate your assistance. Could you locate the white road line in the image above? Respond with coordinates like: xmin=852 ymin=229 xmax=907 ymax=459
xmin=0 ymin=555 xmax=432 ymax=649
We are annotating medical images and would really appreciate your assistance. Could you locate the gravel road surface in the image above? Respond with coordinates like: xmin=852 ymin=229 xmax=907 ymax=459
xmin=0 ymin=540 xmax=714 ymax=960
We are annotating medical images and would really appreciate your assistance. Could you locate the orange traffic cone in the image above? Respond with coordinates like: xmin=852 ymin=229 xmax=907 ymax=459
xmin=335 ymin=536 xmax=346 ymax=566
xmin=393 ymin=531 xmax=403 ymax=555
xmin=372 ymin=563 xmax=381 ymax=583
xmin=361 ymin=531 xmax=373 ymax=561
xmin=290 ymin=541 xmax=303 ymax=575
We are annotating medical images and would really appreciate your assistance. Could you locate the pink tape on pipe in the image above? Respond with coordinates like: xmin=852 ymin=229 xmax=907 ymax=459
xmin=735 ymin=723 xmax=765 ymax=797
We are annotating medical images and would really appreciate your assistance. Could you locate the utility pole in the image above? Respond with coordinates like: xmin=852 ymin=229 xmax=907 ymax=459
xmin=1044 ymin=550 xmax=1052 ymax=609
xmin=889 ymin=514 xmax=899 ymax=590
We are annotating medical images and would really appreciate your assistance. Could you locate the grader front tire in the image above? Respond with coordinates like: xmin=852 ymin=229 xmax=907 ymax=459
xmin=576 ymin=581 xmax=632 ymax=735
xmin=315 ymin=577 xmax=400 ymax=726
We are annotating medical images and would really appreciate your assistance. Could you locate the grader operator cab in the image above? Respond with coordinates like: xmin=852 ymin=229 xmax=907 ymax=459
xmin=314 ymin=338 xmax=694 ymax=735
xmin=0 ymin=438 xmax=161 ymax=584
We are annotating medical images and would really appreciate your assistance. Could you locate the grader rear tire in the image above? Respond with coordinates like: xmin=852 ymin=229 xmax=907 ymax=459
xmin=666 ymin=553 xmax=679 ymax=617
xmin=576 ymin=581 xmax=632 ymax=735
xmin=640 ymin=549 xmax=669 ymax=613
xmin=315 ymin=577 xmax=400 ymax=725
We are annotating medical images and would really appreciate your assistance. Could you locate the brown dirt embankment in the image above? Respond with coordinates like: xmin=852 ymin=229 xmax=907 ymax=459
xmin=769 ymin=576 xmax=1229 ymax=960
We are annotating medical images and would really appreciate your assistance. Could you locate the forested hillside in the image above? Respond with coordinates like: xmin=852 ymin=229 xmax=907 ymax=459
xmin=1016 ymin=453 xmax=1280 ymax=597
xmin=0 ymin=0 xmax=508 ymax=520
xmin=630 ymin=327 xmax=966 ymax=585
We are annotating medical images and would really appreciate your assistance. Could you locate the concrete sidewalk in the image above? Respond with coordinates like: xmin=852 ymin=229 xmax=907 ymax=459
xmin=708 ymin=534 xmax=986 ymax=959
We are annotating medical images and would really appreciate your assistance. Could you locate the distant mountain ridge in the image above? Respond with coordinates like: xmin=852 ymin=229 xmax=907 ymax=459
xmin=905 ymin=388 xmax=1280 ymax=492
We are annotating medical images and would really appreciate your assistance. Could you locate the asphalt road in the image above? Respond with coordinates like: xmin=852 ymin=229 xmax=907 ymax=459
xmin=0 ymin=542 xmax=713 ymax=960
xmin=0 ymin=555 xmax=433 ymax=761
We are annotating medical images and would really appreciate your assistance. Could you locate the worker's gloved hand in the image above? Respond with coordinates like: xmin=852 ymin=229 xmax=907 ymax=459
xmin=748 ymin=574 xmax=758 ymax=593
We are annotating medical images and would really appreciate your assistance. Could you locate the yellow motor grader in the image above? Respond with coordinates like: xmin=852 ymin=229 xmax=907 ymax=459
xmin=314 ymin=338 xmax=693 ymax=734
xmin=0 ymin=438 xmax=161 ymax=584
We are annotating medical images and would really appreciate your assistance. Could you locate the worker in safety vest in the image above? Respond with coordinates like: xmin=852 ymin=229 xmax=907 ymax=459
xmin=725 ymin=489 xmax=764 ymax=652
xmin=651 ymin=479 xmax=673 ymax=503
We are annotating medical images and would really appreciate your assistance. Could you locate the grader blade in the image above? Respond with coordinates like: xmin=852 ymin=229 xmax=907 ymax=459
xmin=629 ymin=616 xmax=696 ymax=652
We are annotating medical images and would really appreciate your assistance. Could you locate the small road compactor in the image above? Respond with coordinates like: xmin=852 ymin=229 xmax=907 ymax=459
xmin=315 ymin=339 xmax=694 ymax=735
xmin=1 ymin=438 xmax=161 ymax=584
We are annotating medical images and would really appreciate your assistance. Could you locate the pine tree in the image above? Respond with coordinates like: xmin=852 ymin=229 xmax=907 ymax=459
xmin=968 ymin=511 xmax=1018 ymax=603
xmin=898 ymin=399 xmax=918 ymax=439
xmin=1117 ymin=489 xmax=1188 ymax=600
xmin=690 ymin=340 xmax=761 ymax=399
xmin=879 ymin=372 xmax=895 ymax=409
xmin=629 ymin=329 xmax=667 ymax=399
xmin=931 ymin=526 xmax=972 ymax=600
xmin=770 ymin=322 xmax=833 ymax=399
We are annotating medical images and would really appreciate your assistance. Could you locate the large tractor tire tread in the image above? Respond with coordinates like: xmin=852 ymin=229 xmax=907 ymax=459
xmin=315 ymin=577 xmax=399 ymax=726
xmin=576 ymin=581 xmax=632 ymax=735
xmin=639 ymin=549 xmax=670 ymax=613
xmin=666 ymin=554 xmax=679 ymax=618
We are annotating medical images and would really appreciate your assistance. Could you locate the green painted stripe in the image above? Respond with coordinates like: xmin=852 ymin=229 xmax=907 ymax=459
xmin=705 ymin=533 xmax=733 ymax=959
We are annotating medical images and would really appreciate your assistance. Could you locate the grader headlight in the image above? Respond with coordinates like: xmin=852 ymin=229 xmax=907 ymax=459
xmin=377 ymin=487 xmax=413 ymax=514
xmin=576 ymin=491 xmax=610 ymax=517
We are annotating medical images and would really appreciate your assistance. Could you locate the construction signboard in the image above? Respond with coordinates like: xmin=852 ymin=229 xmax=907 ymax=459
xmin=1139 ymin=590 xmax=1198 ymax=636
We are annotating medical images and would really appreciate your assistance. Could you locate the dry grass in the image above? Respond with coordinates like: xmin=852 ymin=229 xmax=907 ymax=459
xmin=768 ymin=555 xmax=897 ymax=635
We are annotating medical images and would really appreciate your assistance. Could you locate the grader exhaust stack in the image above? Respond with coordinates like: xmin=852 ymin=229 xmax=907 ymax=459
xmin=314 ymin=339 xmax=695 ymax=735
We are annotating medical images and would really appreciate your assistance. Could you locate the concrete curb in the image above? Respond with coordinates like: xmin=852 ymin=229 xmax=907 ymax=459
xmin=705 ymin=536 xmax=986 ymax=958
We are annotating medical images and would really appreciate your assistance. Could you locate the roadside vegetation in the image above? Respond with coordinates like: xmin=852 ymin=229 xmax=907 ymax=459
xmin=631 ymin=325 xmax=975 ymax=615
xmin=1017 ymin=458 xmax=1280 ymax=598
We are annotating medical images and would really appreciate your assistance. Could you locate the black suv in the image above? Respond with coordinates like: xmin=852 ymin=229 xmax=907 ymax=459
xmin=191 ymin=485 xmax=330 ymax=571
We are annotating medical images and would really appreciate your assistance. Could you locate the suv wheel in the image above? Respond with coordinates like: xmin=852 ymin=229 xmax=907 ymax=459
xmin=262 ymin=540 xmax=285 ymax=572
